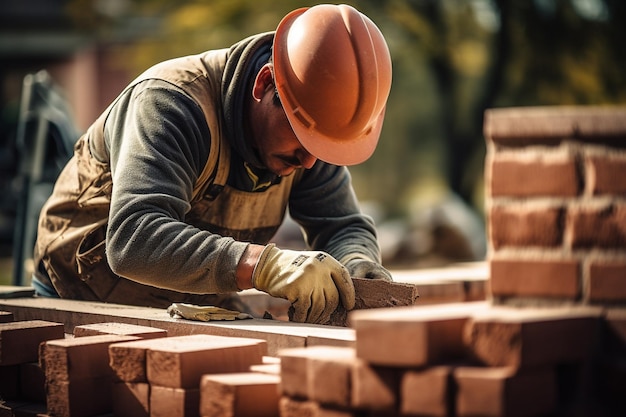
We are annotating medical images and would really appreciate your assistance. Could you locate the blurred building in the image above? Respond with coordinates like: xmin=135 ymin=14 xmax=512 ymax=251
xmin=0 ymin=0 xmax=146 ymax=245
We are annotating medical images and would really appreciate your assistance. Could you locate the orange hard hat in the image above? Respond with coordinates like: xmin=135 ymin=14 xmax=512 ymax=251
xmin=272 ymin=4 xmax=392 ymax=166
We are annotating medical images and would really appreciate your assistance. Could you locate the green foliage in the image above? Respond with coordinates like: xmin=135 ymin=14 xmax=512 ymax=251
xmin=68 ymin=0 xmax=626 ymax=218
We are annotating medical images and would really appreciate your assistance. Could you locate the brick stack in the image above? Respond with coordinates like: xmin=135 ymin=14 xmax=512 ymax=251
xmin=1 ymin=318 xmax=273 ymax=416
xmin=108 ymin=333 xmax=268 ymax=417
xmin=37 ymin=321 xmax=168 ymax=417
xmin=484 ymin=106 xmax=626 ymax=305
xmin=42 ymin=333 xmax=141 ymax=417
xmin=478 ymin=105 xmax=626 ymax=415
xmin=276 ymin=301 xmax=613 ymax=416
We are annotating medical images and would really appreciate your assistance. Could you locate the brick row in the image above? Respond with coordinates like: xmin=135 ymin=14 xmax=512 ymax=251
xmin=0 ymin=302 xmax=624 ymax=416
xmin=275 ymin=302 xmax=612 ymax=416
xmin=484 ymin=106 xmax=626 ymax=145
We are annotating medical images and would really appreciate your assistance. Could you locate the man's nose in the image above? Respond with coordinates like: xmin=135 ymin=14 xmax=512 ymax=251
xmin=299 ymin=150 xmax=317 ymax=169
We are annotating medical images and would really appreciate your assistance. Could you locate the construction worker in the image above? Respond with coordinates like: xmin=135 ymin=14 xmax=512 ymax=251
xmin=32 ymin=4 xmax=393 ymax=324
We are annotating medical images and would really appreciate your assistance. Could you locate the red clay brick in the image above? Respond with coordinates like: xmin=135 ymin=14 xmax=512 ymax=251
xmin=279 ymin=346 xmax=356 ymax=407
xmin=19 ymin=362 xmax=45 ymax=403
xmin=328 ymin=277 xmax=419 ymax=326
xmin=42 ymin=334 xmax=139 ymax=381
xmin=349 ymin=302 xmax=489 ymax=367
xmin=587 ymin=155 xmax=626 ymax=195
xmin=588 ymin=261 xmax=626 ymax=302
xmin=350 ymin=360 xmax=399 ymax=412
xmin=490 ymin=259 xmax=580 ymax=299
xmin=150 ymin=385 xmax=200 ymax=417
xmin=463 ymin=306 xmax=601 ymax=369
xmin=73 ymin=321 xmax=167 ymax=339
xmin=46 ymin=375 xmax=113 ymax=417
xmin=146 ymin=334 xmax=266 ymax=388
xmin=400 ymin=366 xmax=452 ymax=417
xmin=490 ymin=159 xmax=579 ymax=197
xmin=109 ymin=337 xmax=166 ymax=383
xmin=0 ymin=311 xmax=13 ymax=323
xmin=112 ymin=381 xmax=150 ymax=417
xmin=278 ymin=345 xmax=397 ymax=412
xmin=454 ymin=366 xmax=557 ymax=417
xmin=307 ymin=347 xmax=355 ymax=407
xmin=490 ymin=205 xmax=564 ymax=249
xmin=0 ymin=320 xmax=64 ymax=366
xmin=278 ymin=346 xmax=329 ymax=399
xmin=42 ymin=335 xmax=140 ymax=417
xmin=568 ymin=204 xmax=626 ymax=248
xmin=199 ymin=372 xmax=280 ymax=417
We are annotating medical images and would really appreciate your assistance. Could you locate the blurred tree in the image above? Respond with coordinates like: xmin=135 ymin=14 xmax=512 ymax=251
xmin=358 ymin=0 xmax=626 ymax=213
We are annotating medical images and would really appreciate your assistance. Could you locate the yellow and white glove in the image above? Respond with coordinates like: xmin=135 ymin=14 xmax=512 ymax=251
xmin=252 ymin=244 xmax=355 ymax=324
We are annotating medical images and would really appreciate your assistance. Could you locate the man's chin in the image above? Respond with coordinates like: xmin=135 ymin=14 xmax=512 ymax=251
xmin=275 ymin=167 xmax=296 ymax=177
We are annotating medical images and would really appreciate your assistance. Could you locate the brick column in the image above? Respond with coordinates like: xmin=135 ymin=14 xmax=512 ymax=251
xmin=484 ymin=106 xmax=626 ymax=306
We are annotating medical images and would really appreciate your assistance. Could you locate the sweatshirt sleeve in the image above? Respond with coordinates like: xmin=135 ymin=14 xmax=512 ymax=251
xmin=103 ymin=79 xmax=247 ymax=294
xmin=288 ymin=161 xmax=382 ymax=265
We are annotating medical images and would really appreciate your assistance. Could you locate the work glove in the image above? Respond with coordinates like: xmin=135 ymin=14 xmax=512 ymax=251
xmin=252 ymin=244 xmax=355 ymax=324
xmin=345 ymin=258 xmax=393 ymax=281
xmin=167 ymin=303 xmax=252 ymax=321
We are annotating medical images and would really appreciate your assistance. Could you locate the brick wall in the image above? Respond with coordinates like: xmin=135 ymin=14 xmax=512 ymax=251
xmin=484 ymin=106 xmax=626 ymax=305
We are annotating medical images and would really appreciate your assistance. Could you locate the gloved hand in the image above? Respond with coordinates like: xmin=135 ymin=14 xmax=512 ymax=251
xmin=345 ymin=259 xmax=393 ymax=281
xmin=252 ymin=244 xmax=355 ymax=324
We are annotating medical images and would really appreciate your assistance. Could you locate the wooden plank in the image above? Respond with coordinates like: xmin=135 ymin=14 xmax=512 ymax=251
xmin=0 ymin=298 xmax=355 ymax=356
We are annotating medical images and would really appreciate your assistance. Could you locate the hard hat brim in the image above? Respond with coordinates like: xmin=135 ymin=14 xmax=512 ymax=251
xmin=291 ymin=106 xmax=385 ymax=166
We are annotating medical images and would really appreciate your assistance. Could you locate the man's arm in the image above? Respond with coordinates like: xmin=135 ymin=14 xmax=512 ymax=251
xmin=104 ymin=80 xmax=248 ymax=294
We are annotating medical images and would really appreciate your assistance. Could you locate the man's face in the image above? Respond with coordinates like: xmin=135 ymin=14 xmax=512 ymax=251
xmin=249 ymin=64 xmax=317 ymax=177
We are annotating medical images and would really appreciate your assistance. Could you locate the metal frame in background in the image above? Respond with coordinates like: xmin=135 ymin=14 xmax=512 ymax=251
xmin=12 ymin=70 xmax=79 ymax=286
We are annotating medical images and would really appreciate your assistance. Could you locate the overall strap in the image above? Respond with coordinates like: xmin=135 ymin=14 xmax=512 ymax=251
xmin=192 ymin=132 xmax=231 ymax=202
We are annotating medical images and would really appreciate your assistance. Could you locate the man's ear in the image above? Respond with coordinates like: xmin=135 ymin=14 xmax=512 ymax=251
xmin=252 ymin=64 xmax=274 ymax=101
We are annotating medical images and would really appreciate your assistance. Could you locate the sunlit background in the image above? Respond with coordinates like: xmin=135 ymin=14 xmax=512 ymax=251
xmin=1 ymin=0 xmax=625 ymax=285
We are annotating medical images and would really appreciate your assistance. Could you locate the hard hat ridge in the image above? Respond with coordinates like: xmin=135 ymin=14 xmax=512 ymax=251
xmin=272 ymin=4 xmax=392 ymax=166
